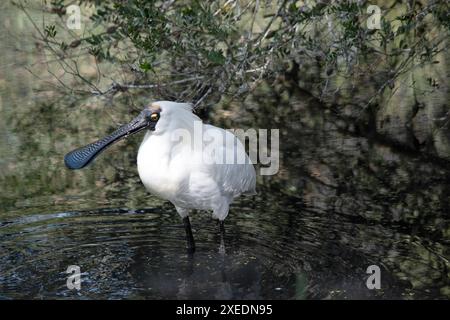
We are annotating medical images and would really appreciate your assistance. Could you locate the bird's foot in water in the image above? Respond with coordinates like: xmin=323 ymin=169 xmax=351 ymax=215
xmin=186 ymin=239 xmax=196 ymax=255
xmin=183 ymin=216 xmax=196 ymax=254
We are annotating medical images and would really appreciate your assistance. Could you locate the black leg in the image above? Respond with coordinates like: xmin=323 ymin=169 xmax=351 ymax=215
xmin=219 ymin=220 xmax=225 ymax=236
xmin=219 ymin=220 xmax=226 ymax=255
xmin=183 ymin=216 xmax=195 ymax=254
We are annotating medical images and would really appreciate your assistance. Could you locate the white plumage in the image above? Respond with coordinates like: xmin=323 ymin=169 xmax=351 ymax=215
xmin=137 ymin=101 xmax=256 ymax=221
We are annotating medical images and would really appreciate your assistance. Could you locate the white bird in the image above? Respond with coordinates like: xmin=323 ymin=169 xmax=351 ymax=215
xmin=64 ymin=101 xmax=256 ymax=252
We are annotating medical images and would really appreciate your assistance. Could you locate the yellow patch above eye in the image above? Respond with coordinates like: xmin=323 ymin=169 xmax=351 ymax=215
xmin=149 ymin=103 xmax=161 ymax=112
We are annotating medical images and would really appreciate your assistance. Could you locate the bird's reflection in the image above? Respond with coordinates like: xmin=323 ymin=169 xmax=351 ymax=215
xmin=176 ymin=249 xmax=233 ymax=299
xmin=127 ymin=231 xmax=262 ymax=299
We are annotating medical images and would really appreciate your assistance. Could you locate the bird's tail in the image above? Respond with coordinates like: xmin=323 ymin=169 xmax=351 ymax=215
xmin=243 ymin=188 xmax=257 ymax=196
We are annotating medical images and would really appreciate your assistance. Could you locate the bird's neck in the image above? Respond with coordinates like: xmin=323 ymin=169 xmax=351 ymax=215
xmin=170 ymin=111 xmax=201 ymax=133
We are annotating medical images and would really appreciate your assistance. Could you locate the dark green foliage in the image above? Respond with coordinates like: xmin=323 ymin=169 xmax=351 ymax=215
xmin=25 ymin=0 xmax=450 ymax=104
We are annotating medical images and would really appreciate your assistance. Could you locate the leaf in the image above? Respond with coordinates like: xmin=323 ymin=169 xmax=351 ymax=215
xmin=139 ymin=61 xmax=152 ymax=72
xmin=206 ymin=50 xmax=226 ymax=65
xmin=44 ymin=25 xmax=57 ymax=38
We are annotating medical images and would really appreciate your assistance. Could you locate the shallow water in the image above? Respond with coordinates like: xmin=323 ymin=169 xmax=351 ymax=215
xmin=0 ymin=3 xmax=449 ymax=300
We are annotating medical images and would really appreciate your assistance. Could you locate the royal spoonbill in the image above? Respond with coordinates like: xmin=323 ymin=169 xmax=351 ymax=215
xmin=64 ymin=101 xmax=256 ymax=253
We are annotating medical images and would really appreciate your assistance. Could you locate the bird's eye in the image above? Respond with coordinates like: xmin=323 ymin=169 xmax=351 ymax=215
xmin=150 ymin=113 xmax=159 ymax=121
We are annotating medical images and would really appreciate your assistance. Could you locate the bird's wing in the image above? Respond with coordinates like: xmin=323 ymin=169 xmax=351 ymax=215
xmin=202 ymin=125 xmax=256 ymax=197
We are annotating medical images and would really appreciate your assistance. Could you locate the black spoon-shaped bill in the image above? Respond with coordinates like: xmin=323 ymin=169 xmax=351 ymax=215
xmin=64 ymin=110 xmax=153 ymax=170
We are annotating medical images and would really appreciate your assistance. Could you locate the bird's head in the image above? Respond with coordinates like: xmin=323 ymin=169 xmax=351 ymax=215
xmin=146 ymin=101 xmax=196 ymax=135
xmin=64 ymin=101 xmax=194 ymax=170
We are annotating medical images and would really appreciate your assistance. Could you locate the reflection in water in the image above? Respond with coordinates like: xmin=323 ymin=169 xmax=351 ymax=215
xmin=0 ymin=2 xmax=449 ymax=300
